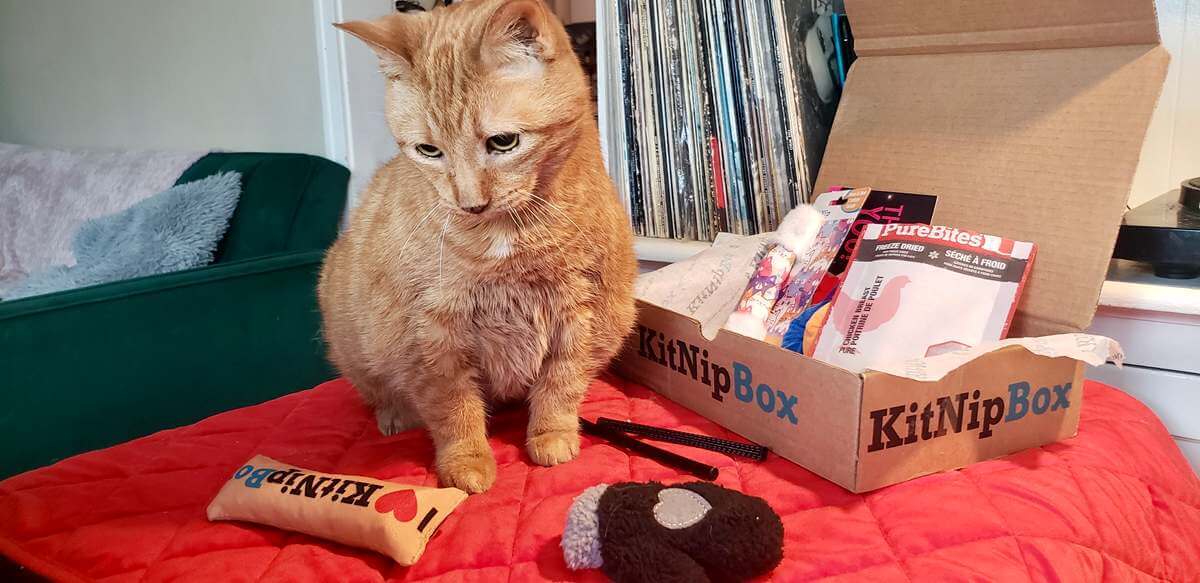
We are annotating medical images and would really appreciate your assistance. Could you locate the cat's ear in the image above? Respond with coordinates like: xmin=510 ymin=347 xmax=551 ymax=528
xmin=481 ymin=0 xmax=561 ymax=75
xmin=335 ymin=15 xmax=418 ymax=77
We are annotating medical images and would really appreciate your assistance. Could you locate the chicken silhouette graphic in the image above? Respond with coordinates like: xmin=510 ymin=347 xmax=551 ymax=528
xmin=830 ymin=275 xmax=911 ymax=335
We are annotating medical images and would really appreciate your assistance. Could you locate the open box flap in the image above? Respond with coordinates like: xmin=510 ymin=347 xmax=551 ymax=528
xmin=847 ymin=0 xmax=1160 ymax=56
xmin=816 ymin=0 xmax=1168 ymax=337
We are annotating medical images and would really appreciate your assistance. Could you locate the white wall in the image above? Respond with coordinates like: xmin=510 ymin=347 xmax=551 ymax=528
xmin=1130 ymin=0 xmax=1200 ymax=206
xmin=333 ymin=0 xmax=404 ymax=212
xmin=0 ymin=0 xmax=327 ymax=155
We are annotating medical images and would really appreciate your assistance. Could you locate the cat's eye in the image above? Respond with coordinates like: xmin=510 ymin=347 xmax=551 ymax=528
xmin=486 ymin=133 xmax=520 ymax=153
xmin=414 ymin=143 xmax=443 ymax=158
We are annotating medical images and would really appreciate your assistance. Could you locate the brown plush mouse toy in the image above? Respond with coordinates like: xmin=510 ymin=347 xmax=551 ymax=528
xmin=561 ymin=482 xmax=784 ymax=583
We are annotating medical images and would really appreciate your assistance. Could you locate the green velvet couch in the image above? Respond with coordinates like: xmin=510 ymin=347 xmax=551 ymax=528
xmin=0 ymin=152 xmax=349 ymax=478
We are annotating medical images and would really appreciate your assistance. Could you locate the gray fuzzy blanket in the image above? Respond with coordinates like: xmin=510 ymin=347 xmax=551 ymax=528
xmin=0 ymin=143 xmax=205 ymax=295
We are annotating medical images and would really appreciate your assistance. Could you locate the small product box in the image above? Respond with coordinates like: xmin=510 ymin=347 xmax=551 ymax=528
xmin=614 ymin=0 xmax=1167 ymax=492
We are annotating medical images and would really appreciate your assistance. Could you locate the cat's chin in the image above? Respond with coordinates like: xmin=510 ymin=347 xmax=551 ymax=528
xmin=452 ymin=214 xmax=520 ymax=260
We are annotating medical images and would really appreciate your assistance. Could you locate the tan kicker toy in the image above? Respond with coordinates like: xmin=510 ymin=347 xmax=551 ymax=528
xmin=207 ymin=455 xmax=467 ymax=565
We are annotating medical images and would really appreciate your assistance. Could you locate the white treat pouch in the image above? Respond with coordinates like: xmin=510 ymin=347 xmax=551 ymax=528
xmin=812 ymin=223 xmax=1036 ymax=373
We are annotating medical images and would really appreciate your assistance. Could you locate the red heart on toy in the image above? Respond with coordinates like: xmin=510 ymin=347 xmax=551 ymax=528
xmin=374 ymin=489 xmax=418 ymax=522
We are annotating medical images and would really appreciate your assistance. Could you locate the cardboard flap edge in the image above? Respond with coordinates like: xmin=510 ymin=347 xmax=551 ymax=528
xmin=860 ymin=344 xmax=1085 ymax=384
xmin=845 ymin=0 xmax=1161 ymax=56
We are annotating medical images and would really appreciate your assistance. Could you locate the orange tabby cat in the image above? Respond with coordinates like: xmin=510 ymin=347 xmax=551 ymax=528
xmin=319 ymin=0 xmax=636 ymax=493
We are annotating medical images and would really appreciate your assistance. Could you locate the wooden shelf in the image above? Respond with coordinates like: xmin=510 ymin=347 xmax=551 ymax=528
xmin=633 ymin=237 xmax=712 ymax=264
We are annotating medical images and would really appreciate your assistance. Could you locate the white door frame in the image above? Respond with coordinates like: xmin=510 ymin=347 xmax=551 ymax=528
xmin=313 ymin=0 xmax=352 ymax=170
xmin=313 ymin=0 xmax=400 ymax=220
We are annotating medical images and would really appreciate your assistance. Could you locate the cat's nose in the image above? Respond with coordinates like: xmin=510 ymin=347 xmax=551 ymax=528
xmin=462 ymin=202 xmax=490 ymax=214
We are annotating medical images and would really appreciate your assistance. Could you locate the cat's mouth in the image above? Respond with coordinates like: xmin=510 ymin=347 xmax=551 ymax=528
xmin=465 ymin=197 xmax=526 ymax=222
xmin=451 ymin=206 xmax=505 ymax=223
xmin=448 ymin=192 xmax=553 ymax=234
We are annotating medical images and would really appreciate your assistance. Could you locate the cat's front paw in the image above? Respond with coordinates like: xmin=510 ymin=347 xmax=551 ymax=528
xmin=437 ymin=447 xmax=497 ymax=494
xmin=527 ymin=429 xmax=580 ymax=467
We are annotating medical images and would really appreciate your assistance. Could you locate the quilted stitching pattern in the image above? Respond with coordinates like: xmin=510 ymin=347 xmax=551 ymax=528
xmin=2 ymin=377 xmax=1198 ymax=582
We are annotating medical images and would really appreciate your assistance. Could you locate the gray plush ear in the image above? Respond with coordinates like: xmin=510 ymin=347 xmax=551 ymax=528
xmin=562 ymin=484 xmax=608 ymax=570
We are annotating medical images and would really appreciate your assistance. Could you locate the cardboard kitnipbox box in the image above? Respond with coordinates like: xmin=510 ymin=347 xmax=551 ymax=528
xmin=613 ymin=0 xmax=1169 ymax=493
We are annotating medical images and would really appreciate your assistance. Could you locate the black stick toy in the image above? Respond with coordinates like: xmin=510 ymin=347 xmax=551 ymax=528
xmin=579 ymin=418 xmax=719 ymax=481
xmin=596 ymin=417 xmax=769 ymax=461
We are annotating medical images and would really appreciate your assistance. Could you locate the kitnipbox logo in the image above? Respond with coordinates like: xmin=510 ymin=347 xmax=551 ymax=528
xmin=866 ymin=381 xmax=1073 ymax=452
xmin=231 ymin=464 xmax=384 ymax=506
xmin=635 ymin=325 xmax=801 ymax=425
xmin=229 ymin=462 xmax=443 ymax=531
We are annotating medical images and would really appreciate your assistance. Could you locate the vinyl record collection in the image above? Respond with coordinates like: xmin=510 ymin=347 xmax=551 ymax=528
xmin=601 ymin=0 xmax=849 ymax=240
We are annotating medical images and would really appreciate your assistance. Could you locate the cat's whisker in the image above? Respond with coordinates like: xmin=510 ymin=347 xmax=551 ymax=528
xmin=503 ymin=208 xmax=525 ymax=253
xmin=514 ymin=205 xmax=542 ymax=243
xmin=398 ymin=204 xmax=443 ymax=262
xmin=525 ymin=192 xmax=597 ymax=247
xmin=507 ymin=207 xmax=526 ymax=234
xmin=524 ymin=192 xmax=574 ymax=223
xmin=526 ymin=192 xmax=590 ymax=235
xmin=438 ymin=213 xmax=451 ymax=288
xmin=523 ymin=204 xmax=566 ymax=256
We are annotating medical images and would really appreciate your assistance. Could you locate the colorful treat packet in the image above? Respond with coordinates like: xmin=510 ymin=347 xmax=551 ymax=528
xmin=761 ymin=189 xmax=864 ymax=345
xmin=802 ymin=301 xmax=831 ymax=355
xmin=811 ymin=223 xmax=1036 ymax=373
xmin=780 ymin=298 xmax=830 ymax=355
xmin=724 ymin=206 xmax=823 ymax=341
xmin=806 ymin=188 xmax=939 ymax=316
xmin=208 ymin=455 xmax=467 ymax=565
xmin=724 ymin=244 xmax=796 ymax=341
xmin=829 ymin=189 xmax=938 ymax=277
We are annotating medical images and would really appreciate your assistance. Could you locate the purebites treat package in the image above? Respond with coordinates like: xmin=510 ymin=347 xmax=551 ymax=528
xmin=812 ymin=223 xmax=1036 ymax=373
xmin=207 ymin=455 xmax=467 ymax=565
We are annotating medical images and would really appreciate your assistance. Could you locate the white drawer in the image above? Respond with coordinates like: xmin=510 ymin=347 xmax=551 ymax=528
xmin=1087 ymin=364 xmax=1200 ymax=441
xmin=1088 ymin=309 xmax=1200 ymax=374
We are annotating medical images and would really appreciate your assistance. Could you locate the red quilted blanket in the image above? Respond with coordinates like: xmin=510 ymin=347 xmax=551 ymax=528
xmin=2 ymin=376 xmax=1198 ymax=582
